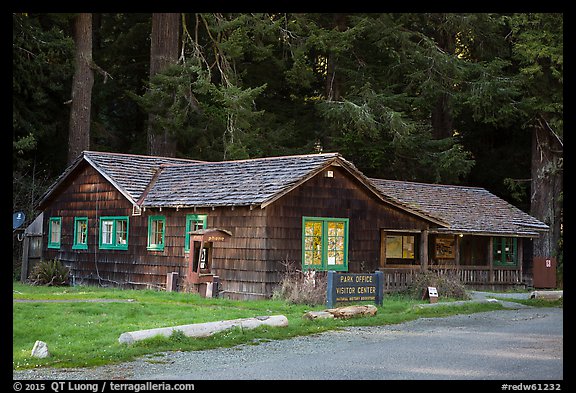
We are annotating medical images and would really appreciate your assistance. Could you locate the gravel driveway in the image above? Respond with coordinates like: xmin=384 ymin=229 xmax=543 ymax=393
xmin=13 ymin=293 xmax=563 ymax=381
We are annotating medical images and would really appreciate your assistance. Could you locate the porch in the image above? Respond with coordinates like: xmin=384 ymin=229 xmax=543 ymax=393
xmin=378 ymin=230 xmax=528 ymax=292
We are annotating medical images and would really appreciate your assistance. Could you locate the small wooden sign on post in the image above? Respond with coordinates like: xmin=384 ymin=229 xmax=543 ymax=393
xmin=422 ymin=286 xmax=439 ymax=303
xmin=326 ymin=271 xmax=384 ymax=308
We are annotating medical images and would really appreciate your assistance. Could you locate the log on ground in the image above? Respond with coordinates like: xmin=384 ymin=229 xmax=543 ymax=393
xmin=304 ymin=305 xmax=377 ymax=320
xmin=118 ymin=315 xmax=288 ymax=344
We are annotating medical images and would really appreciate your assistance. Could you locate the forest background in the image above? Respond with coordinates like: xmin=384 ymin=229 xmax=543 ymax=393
xmin=12 ymin=13 xmax=563 ymax=278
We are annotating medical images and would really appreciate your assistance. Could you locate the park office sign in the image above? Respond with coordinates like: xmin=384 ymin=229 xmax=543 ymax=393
xmin=326 ymin=271 xmax=384 ymax=308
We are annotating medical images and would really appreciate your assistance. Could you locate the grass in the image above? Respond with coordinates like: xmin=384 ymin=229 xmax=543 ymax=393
xmin=12 ymin=282 xmax=560 ymax=371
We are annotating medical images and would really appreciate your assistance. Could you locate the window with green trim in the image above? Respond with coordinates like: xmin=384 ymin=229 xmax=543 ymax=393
xmin=99 ymin=216 xmax=129 ymax=250
xmin=185 ymin=214 xmax=207 ymax=252
xmin=493 ymin=237 xmax=518 ymax=266
xmin=302 ymin=217 xmax=348 ymax=271
xmin=72 ymin=217 xmax=88 ymax=250
xmin=48 ymin=217 xmax=62 ymax=249
xmin=147 ymin=215 xmax=166 ymax=251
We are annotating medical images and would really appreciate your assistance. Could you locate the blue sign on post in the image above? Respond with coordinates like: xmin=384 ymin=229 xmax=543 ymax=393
xmin=326 ymin=271 xmax=384 ymax=308
xmin=13 ymin=211 xmax=26 ymax=230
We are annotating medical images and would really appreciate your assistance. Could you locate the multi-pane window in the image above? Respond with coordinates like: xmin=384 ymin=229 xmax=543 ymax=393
xmin=385 ymin=234 xmax=418 ymax=265
xmin=327 ymin=221 xmax=346 ymax=267
xmin=147 ymin=215 xmax=166 ymax=251
xmin=47 ymin=217 xmax=62 ymax=249
xmin=72 ymin=217 xmax=88 ymax=250
xmin=302 ymin=217 xmax=348 ymax=271
xmin=385 ymin=235 xmax=415 ymax=259
xmin=99 ymin=216 xmax=129 ymax=250
xmin=493 ymin=237 xmax=517 ymax=266
xmin=185 ymin=214 xmax=207 ymax=252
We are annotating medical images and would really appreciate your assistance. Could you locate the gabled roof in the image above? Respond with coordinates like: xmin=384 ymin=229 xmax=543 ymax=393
xmin=369 ymin=178 xmax=549 ymax=237
xmin=141 ymin=153 xmax=447 ymax=225
xmin=36 ymin=151 xmax=447 ymax=226
xmin=37 ymin=151 xmax=547 ymax=237
xmin=143 ymin=153 xmax=343 ymax=208
xmin=36 ymin=151 xmax=201 ymax=209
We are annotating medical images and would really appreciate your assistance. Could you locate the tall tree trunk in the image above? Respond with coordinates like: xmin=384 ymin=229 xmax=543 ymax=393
xmin=68 ymin=13 xmax=94 ymax=164
xmin=147 ymin=13 xmax=181 ymax=157
xmin=530 ymin=121 xmax=563 ymax=261
xmin=430 ymin=14 xmax=455 ymax=140
xmin=324 ymin=13 xmax=347 ymax=101
xmin=430 ymin=94 xmax=453 ymax=139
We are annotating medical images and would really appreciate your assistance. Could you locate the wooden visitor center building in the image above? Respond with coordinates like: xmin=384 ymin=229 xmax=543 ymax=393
xmin=26 ymin=151 xmax=549 ymax=299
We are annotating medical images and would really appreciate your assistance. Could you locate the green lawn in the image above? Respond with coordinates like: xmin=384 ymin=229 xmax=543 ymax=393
xmin=13 ymin=282 xmax=557 ymax=370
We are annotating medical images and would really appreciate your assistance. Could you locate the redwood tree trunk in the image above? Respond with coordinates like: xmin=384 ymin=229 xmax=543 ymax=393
xmin=530 ymin=123 xmax=563 ymax=260
xmin=147 ymin=13 xmax=180 ymax=157
xmin=68 ymin=13 xmax=94 ymax=164
xmin=324 ymin=13 xmax=347 ymax=101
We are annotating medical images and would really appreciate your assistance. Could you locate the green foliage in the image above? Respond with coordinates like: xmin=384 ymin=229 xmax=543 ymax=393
xmin=508 ymin=13 xmax=563 ymax=135
xmin=13 ymin=13 xmax=74 ymax=217
xmin=132 ymin=61 xmax=267 ymax=161
xmin=29 ymin=259 xmax=70 ymax=286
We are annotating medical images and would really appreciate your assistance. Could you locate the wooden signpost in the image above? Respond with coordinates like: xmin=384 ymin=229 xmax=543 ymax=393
xmin=422 ymin=286 xmax=439 ymax=303
xmin=326 ymin=271 xmax=384 ymax=308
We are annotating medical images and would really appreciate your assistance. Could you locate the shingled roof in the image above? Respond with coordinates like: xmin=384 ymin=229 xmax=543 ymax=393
xmin=142 ymin=153 xmax=343 ymax=208
xmin=140 ymin=153 xmax=445 ymax=224
xmin=36 ymin=151 xmax=201 ymax=209
xmin=36 ymin=151 xmax=446 ymax=226
xmin=369 ymin=178 xmax=549 ymax=237
xmin=38 ymin=151 xmax=547 ymax=237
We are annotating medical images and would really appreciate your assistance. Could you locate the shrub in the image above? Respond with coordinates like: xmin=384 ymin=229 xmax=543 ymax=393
xmin=272 ymin=262 xmax=327 ymax=306
xmin=29 ymin=259 xmax=70 ymax=286
xmin=405 ymin=271 xmax=469 ymax=300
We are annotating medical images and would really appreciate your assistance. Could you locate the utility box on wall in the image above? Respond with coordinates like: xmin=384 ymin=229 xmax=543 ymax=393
xmin=532 ymin=257 xmax=557 ymax=289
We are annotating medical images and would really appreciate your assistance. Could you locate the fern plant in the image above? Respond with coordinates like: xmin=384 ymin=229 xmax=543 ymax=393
xmin=30 ymin=259 xmax=70 ymax=286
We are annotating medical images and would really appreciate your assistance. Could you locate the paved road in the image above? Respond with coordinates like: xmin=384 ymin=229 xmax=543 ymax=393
xmin=151 ymin=307 xmax=563 ymax=380
xmin=13 ymin=294 xmax=564 ymax=381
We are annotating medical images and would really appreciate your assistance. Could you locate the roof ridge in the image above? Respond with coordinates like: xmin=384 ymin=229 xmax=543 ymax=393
xmin=155 ymin=152 xmax=342 ymax=167
xmin=83 ymin=150 xmax=204 ymax=163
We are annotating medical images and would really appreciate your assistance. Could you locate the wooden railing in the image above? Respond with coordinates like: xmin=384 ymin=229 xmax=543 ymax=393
xmin=379 ymin=267 xmax=419 ymax=292
xmin=380 ymin=265 xmax=522 ymax=292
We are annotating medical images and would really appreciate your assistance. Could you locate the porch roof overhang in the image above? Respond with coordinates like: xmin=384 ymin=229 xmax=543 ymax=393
xmin=384 ymin=227 xmax=546 ymax=238
xmin=370 ymin=178 xmax=549 ymax=238
xmin=428 ymin=228 xmax=547 ymax=238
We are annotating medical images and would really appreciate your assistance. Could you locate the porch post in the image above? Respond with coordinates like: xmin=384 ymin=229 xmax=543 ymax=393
xmin=20 ymin=235 xmax=30 ymax=282
xmin=420 ymin=229 xmax=429 ymax=273
xmin=518 ymin=238 xmax=523 ymax=284
xmin=455 ymin=235 xmax=461 ymax=266
xmin=488 ymin=237 xmax=494 ymax=284
xmin=379 ymin=230 xmax=386 ymax=269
